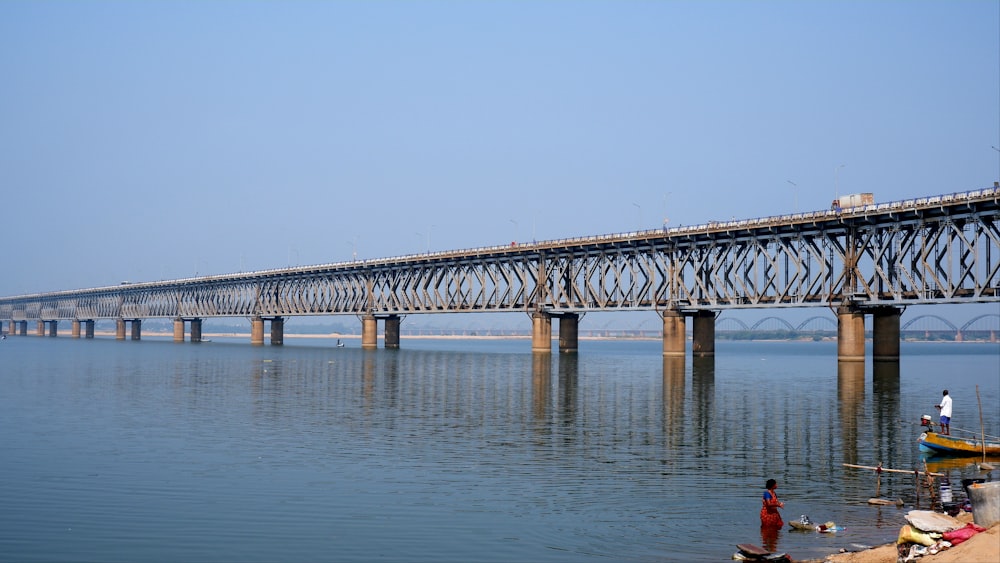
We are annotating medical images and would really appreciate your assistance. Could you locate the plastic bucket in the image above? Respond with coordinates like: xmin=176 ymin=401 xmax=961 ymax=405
xmin=968 ymin=481 xmax=1000 ymax=528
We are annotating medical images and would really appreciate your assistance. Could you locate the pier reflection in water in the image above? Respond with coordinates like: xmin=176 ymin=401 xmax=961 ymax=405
xmin=662 ymin=356 xmax=686 ymax=452
xmin=0 ymin=337 xmax=996 ymax=563
xmin=839 ymin=361 xmax=866 ymax=466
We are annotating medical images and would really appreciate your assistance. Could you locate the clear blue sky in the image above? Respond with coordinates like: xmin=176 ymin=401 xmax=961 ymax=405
xmin=2 ymin=1 xmax=998 ymax=326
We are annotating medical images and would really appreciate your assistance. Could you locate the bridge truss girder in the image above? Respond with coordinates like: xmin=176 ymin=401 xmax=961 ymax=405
xmin=2 ymin=189 xmax=998 ymax=322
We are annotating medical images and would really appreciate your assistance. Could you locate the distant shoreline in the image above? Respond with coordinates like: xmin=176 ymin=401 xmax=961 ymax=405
xmin=68 ymin=331 xmax=995 ymax=343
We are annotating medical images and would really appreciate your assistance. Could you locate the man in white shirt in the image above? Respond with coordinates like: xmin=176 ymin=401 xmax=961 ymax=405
xmin=935 ymin=389 xmax=953 ymax=435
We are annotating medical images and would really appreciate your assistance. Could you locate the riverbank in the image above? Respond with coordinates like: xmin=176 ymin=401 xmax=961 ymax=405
xmin=800 ymin=517 xmax=998 ymax=563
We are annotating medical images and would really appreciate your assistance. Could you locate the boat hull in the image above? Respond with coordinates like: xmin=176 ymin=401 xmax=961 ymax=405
xmin=919 ymin=431 xmax=1000 ymax=457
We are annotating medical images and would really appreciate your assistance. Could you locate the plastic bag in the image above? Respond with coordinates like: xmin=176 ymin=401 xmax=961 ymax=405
xmin=897 ymin=524 xmax=937 ymax=547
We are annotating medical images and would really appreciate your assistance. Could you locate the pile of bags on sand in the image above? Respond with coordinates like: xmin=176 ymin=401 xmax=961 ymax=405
xmin=895 ymin=509 xmax=985 ymax=562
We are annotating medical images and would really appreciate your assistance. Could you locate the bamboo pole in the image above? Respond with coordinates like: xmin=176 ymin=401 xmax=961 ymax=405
xmin=842 ymin=463 xmax=943 ymax=477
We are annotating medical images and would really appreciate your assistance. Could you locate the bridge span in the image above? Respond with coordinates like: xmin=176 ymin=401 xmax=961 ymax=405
xmin=2 ymin=186 xmax=999 ymax=361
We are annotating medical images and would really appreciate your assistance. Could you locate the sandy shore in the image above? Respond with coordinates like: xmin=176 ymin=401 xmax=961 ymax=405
xmin=801 ymin=517 xmax=998 ymax=563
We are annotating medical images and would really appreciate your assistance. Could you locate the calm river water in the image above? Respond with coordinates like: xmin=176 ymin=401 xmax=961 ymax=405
xmin=1 ymin=335 xmax=997 ymax=562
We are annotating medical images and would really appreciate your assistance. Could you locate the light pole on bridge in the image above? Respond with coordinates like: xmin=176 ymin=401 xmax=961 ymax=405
xmin=835 ymin=164 xmax=845 ymax=201
xmin=993 ymin=146 xmax=999 ymax=181
xmin=346 ymin=238 xmax=358 ymax=261
xmin=415 ymin=226 xmax=433 ymax=253
xmin=662 ymin=192 xmax=672 ymax=228
xmin=787 ymin=180 xmax=798 ymax=213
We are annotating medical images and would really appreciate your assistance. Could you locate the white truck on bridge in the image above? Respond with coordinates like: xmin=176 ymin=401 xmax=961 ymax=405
xmin=832 ymin=192 xmax=874 ymax=211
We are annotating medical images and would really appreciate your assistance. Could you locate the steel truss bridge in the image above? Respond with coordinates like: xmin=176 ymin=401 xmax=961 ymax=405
xmin=2 ymin=187 xmax=999 ymax=335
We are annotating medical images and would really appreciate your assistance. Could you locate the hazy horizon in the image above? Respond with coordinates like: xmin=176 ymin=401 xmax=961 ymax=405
xmin=3 ymin=1 xmax=997 ymax=300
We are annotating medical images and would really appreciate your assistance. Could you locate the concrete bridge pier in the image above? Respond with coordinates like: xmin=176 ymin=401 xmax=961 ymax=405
xmin=355 ymin=315 xmax=401 ymax=349
xmin=270 ymin=317 xmax=284 ymax=346
xmin=251 ymin=316 xmax=265 ymax=346
xmin=16 ymin=321 xmax=26 ymax=335
xmin=558 ymin=313 xmax=579 ymax=353
xmin=532 ymin=312 xmax=552 ymax=353
xmin=70 ymin=320 xmax=95 ymax=338
xmin=837 ymin=305 xmax=866 ymax=362
xmin=116 ymin=319 xmax=126 ymax=340
xmin=130 ymin=319 xmax=141 ymax=340
xmin=174 ymin=318 xmax=204 ymax=342
xmin=661 ymin=310 xmax=686 ymax=357
xmin=37 ymin=320 xmax=58 ymax=337
xmin=384 ymin=315 xmax=400 ymax=349
xmin=872 ymin=306 xmax=902 ymax=362
xmin=692 ymin=310 xmax=716 ymax=357
xmin=362 ymin=314 xmax=378 ymax=349
xmin=72 ymin=320 xmax=96 ymax=338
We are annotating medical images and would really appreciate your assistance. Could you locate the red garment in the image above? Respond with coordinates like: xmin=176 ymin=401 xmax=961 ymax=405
xmin=942 ymin=522 xmax=986 ymax=545
xmin=760 ymin=490 xmax=783 ymax=528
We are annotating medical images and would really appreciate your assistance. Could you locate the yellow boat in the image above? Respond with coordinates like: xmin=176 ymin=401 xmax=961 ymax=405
xmin=918 ymin=430 xmax=1000 ymax=457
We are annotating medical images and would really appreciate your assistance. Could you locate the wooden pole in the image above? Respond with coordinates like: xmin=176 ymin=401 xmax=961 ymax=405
xmin=977 ymin=384 xmax=987 ymax=464
xmin=844 ymin=463 xmax=927 ymax=506
xmin=875 ymin=462 xmax=882 ymax=498
xmin=923 ymin=460 xmax=937 ymax=509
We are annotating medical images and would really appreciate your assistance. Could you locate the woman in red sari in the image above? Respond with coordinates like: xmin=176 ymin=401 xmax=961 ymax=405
xmin=760 ymin=478 xmax=784 ymax=528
